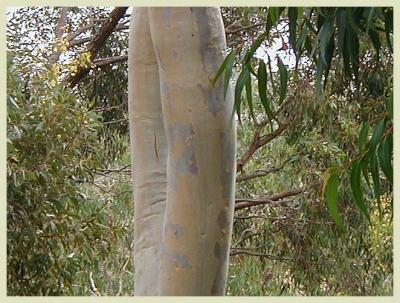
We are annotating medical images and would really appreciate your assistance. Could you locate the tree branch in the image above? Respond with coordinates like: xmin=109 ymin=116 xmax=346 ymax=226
xmin=67 ymin=7 xmax=128 ymax=88
xmin=234 ymin=187 xmax=304 ymax=211
xmin=96 ymin=164 xmax=131 ymax=175
xmin=236 ymin=167 xmax=280 ymax=182
xmin=236 ymin=158 xmax=291 ymax=182
xmin=236 ymin=122 xmax=288 ymax=173
xmin=92 ymin=104 xmax=125 ymax=112
xmin=93 ymin=54 xmax=128 ymax=67
xmin=66 ymin=23 xmax=94 ymax=42
xmin=225 ymin=22 xmax=266 ymax=35
xmin=50 ymin=7 xmax=70 ymax=63
xmin=68 ymin=24 xmax=130 ymax=48
xmin=101 ymin=118 xmax=128 ymax=125
xmin=229 ymin=249 xmax=292 ymax=262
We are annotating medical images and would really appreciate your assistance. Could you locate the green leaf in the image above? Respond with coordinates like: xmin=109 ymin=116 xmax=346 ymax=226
xmin=325 ymin=172 xmax=343 ymax=228
xmin=345 ymin=24 xmax=360 ymax=84
xmin=378 ymin=135 xmax=393 ymax=184
xmin=245 ymin=74 xmax=256 ymax=123
xmin=8 ymin=96 xmax=20 ymax=109
xmin=246 ymin=33 xmax=267 ymax=63
xmin=336 ymin=9 xmax=347 ymax=56
xmin=384 ymin=7 xmax=393 ymax=52
xmin=223 ymin=50 xmax=237 ymax=98
xmin=365 ymin=7 xmax=376 ymax=34
xmin=346 ymin=7 xmax=365 ymax=37
xmin=257 ymin=60 xmax=275 ymax=125
xmin=234 ymin=67 xmax=250 ymax=124
xmin=388 ymin=92 xmax=393 ymax=119
xmin=350 ymin=160 xmax=370 ymax=221
xmin=304 ymin=35 xmax=317 ymax=64
xmin=369 ymin=119 xmax=385 ymax=158
xmin=270 ymin=7 xmax=284 ymax=24
xmin=370 ymin=149 xmax=381 ymax=206
xmin=296 ymin=20 xmax=309 ymax=55
xmin=319 ymin=18 xmax=334 ymax=66
xmin=368 ymin=29 xmax=381 ymax=61
xmin=323 ymin=35 xmax=335 ymax=89
xmin=288 ymin=7 xmax=298 ymax=57
xmin=342 ymin=36 xmax=351 ymax=78
xmin=360 ymin=156 xmax=372 ymax=190
xmin=358 ymin=123 xmax=369 ymax=152
xmin=212 ymin=49 xmax=236 ymax=91
xmin=315 ymin=57 xmax=325 ymax=97
xmin=266 ymin=7 xmax=285 ymax=37
xmin=277 ymin=58 xmax=288 ymax=104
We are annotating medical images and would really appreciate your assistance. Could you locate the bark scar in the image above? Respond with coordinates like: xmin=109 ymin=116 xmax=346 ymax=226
xmin=154 ymin=132 xmax=159 ymax=161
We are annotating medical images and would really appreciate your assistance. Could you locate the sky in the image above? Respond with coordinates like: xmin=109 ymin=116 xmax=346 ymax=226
xmin=6 ymin=6 xmax=298 ymax=71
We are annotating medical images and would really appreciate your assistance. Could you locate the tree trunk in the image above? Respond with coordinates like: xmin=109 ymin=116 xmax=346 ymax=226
xmin=128 ymin=8 xmax=167 ymax=296
xmin=129 ymin=7 xmax=236 ymax=296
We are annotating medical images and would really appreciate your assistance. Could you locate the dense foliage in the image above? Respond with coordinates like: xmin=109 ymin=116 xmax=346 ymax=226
xmin=7 ymin=6 xmax=393 ymax=296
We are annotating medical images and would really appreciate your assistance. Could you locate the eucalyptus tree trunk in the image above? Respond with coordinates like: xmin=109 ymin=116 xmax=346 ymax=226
xmin=128 ymin=8 xmax=167 ymax=296
xmin=129 ymin=7 xmax=236 ymax=296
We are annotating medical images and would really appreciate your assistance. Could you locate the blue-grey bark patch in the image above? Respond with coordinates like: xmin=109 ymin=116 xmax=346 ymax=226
xmin=162 ymin=243 xmax=192 ymax=269
xmin=211 ymin=273 xmax=225 ymax=295
xmin=162 ymin=8 xmax=172 ymax=19
xmin=217 ymin=209 xmax=228 ymax=230
xmin=176 ymin=145 xmax=198 ymax=174
xmin=191 ymin=8 xmax=228 ymax=116
xmin=197 ymin=83 xmax=225 ymax=116
xmin=190 ymin=8 xmax=224 ymax=73
xmin=219 ymin=131 xmax=236 ymax=200
xmin=167 ymin=123 xmax=194 ymax=144
xmin=166 ymin=222 xmax=183 ymax=239
xmin=211 ymin=242 xmax=227 ymax=294
xmin=167 ymin=124 xmax=198 ymax=175
xmin=214 ymin=242 xmax=223 ymax=260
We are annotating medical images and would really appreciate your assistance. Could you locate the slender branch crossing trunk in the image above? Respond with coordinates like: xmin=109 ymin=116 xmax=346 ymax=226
xmin=128 ymin=7 xmax=236 ymax=296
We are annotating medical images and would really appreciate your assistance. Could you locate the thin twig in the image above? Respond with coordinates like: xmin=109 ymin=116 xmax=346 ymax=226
xmin=101 ymin=118 xmax=128 ymax=125
xmin=225 ymin=22 xmax=266 ymax=35
xmin=230 ymin=249 xmax=292 ymax=262
xmin=89 ymin=271 xmax=101 ymax=296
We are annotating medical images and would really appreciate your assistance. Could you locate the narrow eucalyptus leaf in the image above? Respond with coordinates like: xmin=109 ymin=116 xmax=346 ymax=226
xmin=288 ymin=7 xmax=298 ymax=57
xmin=366 ymin=7 xmax=376 ymax=34
xmin=350 ymin=161 xmax=370 ymax=221
xmin=245 ymin=75 xmax=255 ymax=123
xmin=234 ymin=67 xmax=250 ymax=124
xmin=223 ymin=50 xmax=237 ymax=97
xmin=336 ymin=8 xmax=347 ymax=56
xmin=244 ymin=33 xmax=267 ymax=65
xmin=213 ymin=49 xmax=235 ymax=87
xmin=278 ymin=58 xmax=288 ymax=104
xmin=257 ymin=60 xmax=274 ymax=124
xmin=369 ymin=119 xmax=385 ymax=156
xmin=379 ymin=135 xmax=393 ymax=184
xmin=370 ymin=150 xmax=381 ymax=207
xmin=358 ymin=123 xmax=369 ymax=152
xmin=325 ymin=173 xmax=343 ymax=228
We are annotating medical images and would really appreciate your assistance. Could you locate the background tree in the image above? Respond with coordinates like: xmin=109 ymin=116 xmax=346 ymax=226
xmin=7 ymin=6 xmax=393 ymax=296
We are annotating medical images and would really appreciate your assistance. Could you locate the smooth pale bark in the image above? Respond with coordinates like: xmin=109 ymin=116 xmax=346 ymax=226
xmin=148 ymin=8 xmax=236 ymax=295
xmin=128 ymin=8 xmax=167 ymax=296
xmin=129 ymin=7 xmax=236 ymax=296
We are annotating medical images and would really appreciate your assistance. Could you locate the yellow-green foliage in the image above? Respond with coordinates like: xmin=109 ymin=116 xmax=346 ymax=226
xmin=7 ymin=57 xmax=133 ymax=295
